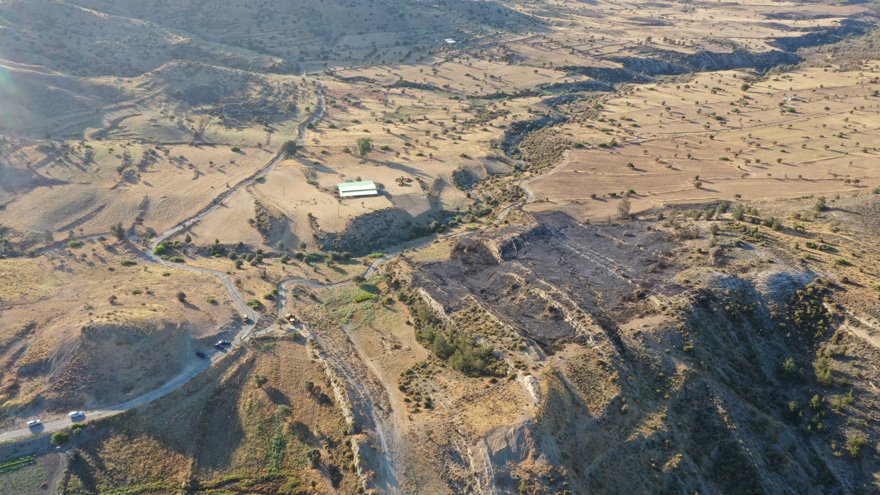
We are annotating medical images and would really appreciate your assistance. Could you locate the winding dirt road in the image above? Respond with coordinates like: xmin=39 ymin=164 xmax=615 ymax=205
xmin=0 ymin=81 xmax=325 ymax=446
xmin=2 ymin=76 xmax=459 ymax=493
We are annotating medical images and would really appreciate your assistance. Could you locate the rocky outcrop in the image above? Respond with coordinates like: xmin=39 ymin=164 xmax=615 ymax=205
xmin=319 ymin=206 xmax=448 ymax=255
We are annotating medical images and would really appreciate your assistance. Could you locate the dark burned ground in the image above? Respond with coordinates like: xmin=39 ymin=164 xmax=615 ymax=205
xmin=413 ymin=212 xmax=685 ymax=353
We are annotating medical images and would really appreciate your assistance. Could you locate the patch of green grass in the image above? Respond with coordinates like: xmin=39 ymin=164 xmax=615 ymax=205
xmin=120 ymin=260 xmax=137 ymax=267
xmin=66 ymin=240 xmax=83 ymax=249
xmin=0 ymin=456 xmax=47 ymax=495
xmin=97 ymin=481 xmax=173 ymax=495
xmin=354 ymin=292 xmax=377 ymax=303
xmin=0 ymin=455 xmax=36 ymax=474
xmin=337 ymin=305 xmax=355 ymax=325
xmin=267 ymin=427 xmax=287 ymax=471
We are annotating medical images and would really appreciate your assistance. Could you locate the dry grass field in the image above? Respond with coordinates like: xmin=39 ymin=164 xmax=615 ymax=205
xmin=2 ymin=0 xmax=880 ymax=493
xmin=57 ymin=337 xmax=359 ymax=494
xmin=525 ymin=62 xmax=880 ymax=220
xmin=0 ymin=237 xmax=235 ymax=421
xmin=0 ymin=142 xmax=280 ymax=242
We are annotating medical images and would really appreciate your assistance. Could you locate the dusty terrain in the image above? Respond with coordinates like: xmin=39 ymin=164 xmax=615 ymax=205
xmin=1 ymin=0 xmax=880 ymax=494
xmin=524 ymin=64 xmax=880 ymax=220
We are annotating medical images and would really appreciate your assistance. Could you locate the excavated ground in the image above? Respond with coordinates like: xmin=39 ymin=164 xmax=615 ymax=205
xmin=413 ymin=212 xmax=684 ymax=353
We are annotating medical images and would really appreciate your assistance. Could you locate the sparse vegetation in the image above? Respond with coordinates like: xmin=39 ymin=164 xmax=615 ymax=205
xmin=356 ymin=137 xmax=373 ymax=158
xmin=5 ymin=3 xmax=880 ymax=494
xmin=50 ymin=431 xmax=69 ymax=446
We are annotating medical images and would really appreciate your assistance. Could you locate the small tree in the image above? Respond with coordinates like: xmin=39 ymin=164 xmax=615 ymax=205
xmin=814 ymin=196 xmax=827 ymax=212
xmin=617 ymin=197 xmax=632 ymax=220
xmin=281 ymin=140 xmax=299 ymax=156
xmin=254 ymin=375 xmax=268 ymax=388
xmin=110 ymin=222 xmax=125 ymax=240
xmin=176 ymin=291 xmax=187 ymax=303
xmin=356 ymin=137 xmax=373 ymax=159
xmin=306 ymin=448 xmax=322 ymax=467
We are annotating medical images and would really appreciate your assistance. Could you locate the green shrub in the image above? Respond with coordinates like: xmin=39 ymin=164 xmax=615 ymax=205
xmin=356 ymin=137 xmax=373 ymax=158
xmin=66 ymin=240 xmax=83 ymax=249
xmin=845 ymin=432 xmax=867 ymax=457
xmin=120 ymin=260 xmax=137 ymax=267
xmin=354 ymin=292 xmax=377 ymax=303
xmin=306 ymin=449 xmax=322 ymax=467
xmin=50 ymin=431 xmax=69 ymax=446
xmin=779 ymin=357 xmax=801 ymax=382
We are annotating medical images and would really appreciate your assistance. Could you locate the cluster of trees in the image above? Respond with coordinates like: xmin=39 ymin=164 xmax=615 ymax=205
xmin=409 ymin=300 xmax=500 ymax=377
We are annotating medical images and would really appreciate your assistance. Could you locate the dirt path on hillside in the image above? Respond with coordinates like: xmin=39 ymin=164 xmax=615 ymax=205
xmin=0 ymin=81 xmax=326 ymax=447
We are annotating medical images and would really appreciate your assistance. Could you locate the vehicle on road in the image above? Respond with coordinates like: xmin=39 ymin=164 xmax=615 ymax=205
xmin=26 ymin=419 xmax=42 ymax=428
xmin=195 ymin=351 xmax=208 ymax=359
xmin=216 ymin=340 xmax=231 ymax=347
xmin=68 ymin=411 xmax=85 ymax=420
xmin=214 ymin=343 xmax=227 ymax=351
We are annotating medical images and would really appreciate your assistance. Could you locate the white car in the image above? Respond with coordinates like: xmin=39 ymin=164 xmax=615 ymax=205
xmin=68 ymin=411 xmax=85 ymax=420
xmin=26 ymin=419 xmax=42 ymax=428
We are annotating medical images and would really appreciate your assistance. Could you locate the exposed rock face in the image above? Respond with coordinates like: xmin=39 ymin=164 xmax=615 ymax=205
xmin=560 ymin=20 xmax=875 ymax=86
xmin=399 ymin=210 xmax=879 ymax=494
xmin=319 ymin=206 xmax=448 ymax=255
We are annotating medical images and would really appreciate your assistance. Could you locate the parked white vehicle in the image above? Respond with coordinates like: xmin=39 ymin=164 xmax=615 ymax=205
xmin=26 ymin=419 xmax=42 ymax=428
xmin=68 ymin=411 xmax=85 ymax=420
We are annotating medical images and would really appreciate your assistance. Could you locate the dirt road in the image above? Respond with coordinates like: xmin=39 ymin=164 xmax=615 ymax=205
xmin=0 ymin=81 xmax=326 ymax=447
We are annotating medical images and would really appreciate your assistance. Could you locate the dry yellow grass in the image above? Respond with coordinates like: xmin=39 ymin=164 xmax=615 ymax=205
xmin=0 ymin=238 xmax=235 ymax=413
xmin=525 ymin=63 xmax=880 ymax=220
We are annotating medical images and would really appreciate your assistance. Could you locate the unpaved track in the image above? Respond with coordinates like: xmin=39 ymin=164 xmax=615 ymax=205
xmin=6 ymin=74 xmax=468 ymax=492
xmin=270 ymin=229 xmax=483 ymax=493
xmin=0 ymin=81 xmax=326 ymax=447
xmin=297 ymin=320 xmax=402 ymax=494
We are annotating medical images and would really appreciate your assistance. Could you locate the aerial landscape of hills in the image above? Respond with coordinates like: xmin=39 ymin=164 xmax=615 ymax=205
xmin=1 ymin=0 xmax=880 ymax=493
